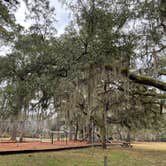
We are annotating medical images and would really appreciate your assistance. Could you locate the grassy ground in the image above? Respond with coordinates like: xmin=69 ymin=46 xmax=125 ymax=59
xmin=0 ymin=142 xmax=166 ymax=166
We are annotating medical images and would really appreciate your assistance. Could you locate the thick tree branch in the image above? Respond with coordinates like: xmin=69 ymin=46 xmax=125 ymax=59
xmin=128 ymin=73 xmax=166 ymax=91
xmin=158 ymin=69 xmax=166 ymax=76
xmin=105 ymin=64 xmax=166 ymax=91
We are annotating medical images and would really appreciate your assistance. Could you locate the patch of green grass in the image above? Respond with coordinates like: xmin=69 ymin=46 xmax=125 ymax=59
xmin=0 ymin=143 xmax=166 ymax=166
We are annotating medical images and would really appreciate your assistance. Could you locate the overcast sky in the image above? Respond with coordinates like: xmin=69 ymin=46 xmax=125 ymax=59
xmin=15 ymin=0 xmax=71 ymax=35
xmin=0 ymin=0 xmax=70 ymax=55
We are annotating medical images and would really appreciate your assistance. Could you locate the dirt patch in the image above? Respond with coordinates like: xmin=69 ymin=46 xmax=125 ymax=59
xmin=132 ymin=142 xmax=166 ymax=151
xmin=0 ymin=141 xmax=89 ymax=152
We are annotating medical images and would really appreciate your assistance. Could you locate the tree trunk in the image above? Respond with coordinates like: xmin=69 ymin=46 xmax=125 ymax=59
xmin=74 ymin=122 xmax=79 ymax=141
xmin=11 ymin=122 xmax=17 ymax=142
xmin=69 ymin=124 xmax=73 ymax=141
xmin=101 ymin=125 xmax=107 ymax=149
xmin=101 ymin=81 xmax=109 ymax=149
xmin=101 ymin=108 xmax=107 ymax=149
xmin=19 ymin=132 xmax=24 ymax=142
xmin=80 ymin=128 xmax=84 ymax=141
xmin=19 ymin=121 xmax=25 ymax=142
xmin=57 ymin=128 xmax=60 ymax=141
xmin=127 ymin=130 xmax=131 ymax=143
xmin=87 ymin=123 xmax=92 ymax=143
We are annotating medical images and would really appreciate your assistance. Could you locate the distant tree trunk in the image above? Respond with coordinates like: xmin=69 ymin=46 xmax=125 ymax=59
xmin=10 ymin=95 xmax=23 ymax=142
xmin=100 ymin=81 xmax=109 ymax=149
xmin=11 ymin=122 xmax=17 ymax=141
xmin=74 ymin=121 xmax=79 ymax=141
xmin=19 ymin=132 xmax=24 ymax=142
xmin=127 ymin=130 xmax=131 ymax=143
xmin=101 ymin=128 xmax=107 ymax=149
xmin=69 ymin=125 xmax=73 ymax=141
xmin=19 ymin=122 xmax=25 ymax=142
xmin=57 ymin=128 xmax=60 ymax=141
xmin=83 ymin=126 xmax=87 ymax=141
xmin=101 ymin=110 xmax=107 ymax=149
xmin=87 ymin=64 xmax=95 ymax=144
xmin=87 ymin=123 xmax=92 ymax=143
xmin=156 ymin=131 xmax=160 ymax=142
xmin=80 ymin=128 xmax=84 ymax=141
xmin=101 ymin=104 xmax=108 ymax=148
xmin=117 ymin=128 xmax=122 ymax=140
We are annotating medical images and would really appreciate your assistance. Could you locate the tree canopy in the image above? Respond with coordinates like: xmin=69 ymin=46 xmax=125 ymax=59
xmin=0 ymin=0 xmax=165 ymax=148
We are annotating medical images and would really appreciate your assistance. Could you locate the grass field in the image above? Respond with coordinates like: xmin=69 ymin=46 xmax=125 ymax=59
xmin=0 ymin=142 xmax=166 ymax=166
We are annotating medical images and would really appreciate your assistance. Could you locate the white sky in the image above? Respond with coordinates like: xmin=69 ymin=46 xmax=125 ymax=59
xmin=15 ymin=0 xmax=71 ymax=35
xmin=0 ymin=0 xmax=70 ymax=55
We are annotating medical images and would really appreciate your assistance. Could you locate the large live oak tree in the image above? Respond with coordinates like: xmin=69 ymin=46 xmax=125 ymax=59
xmin=0 ymin=0 xmax=165 ymax=145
